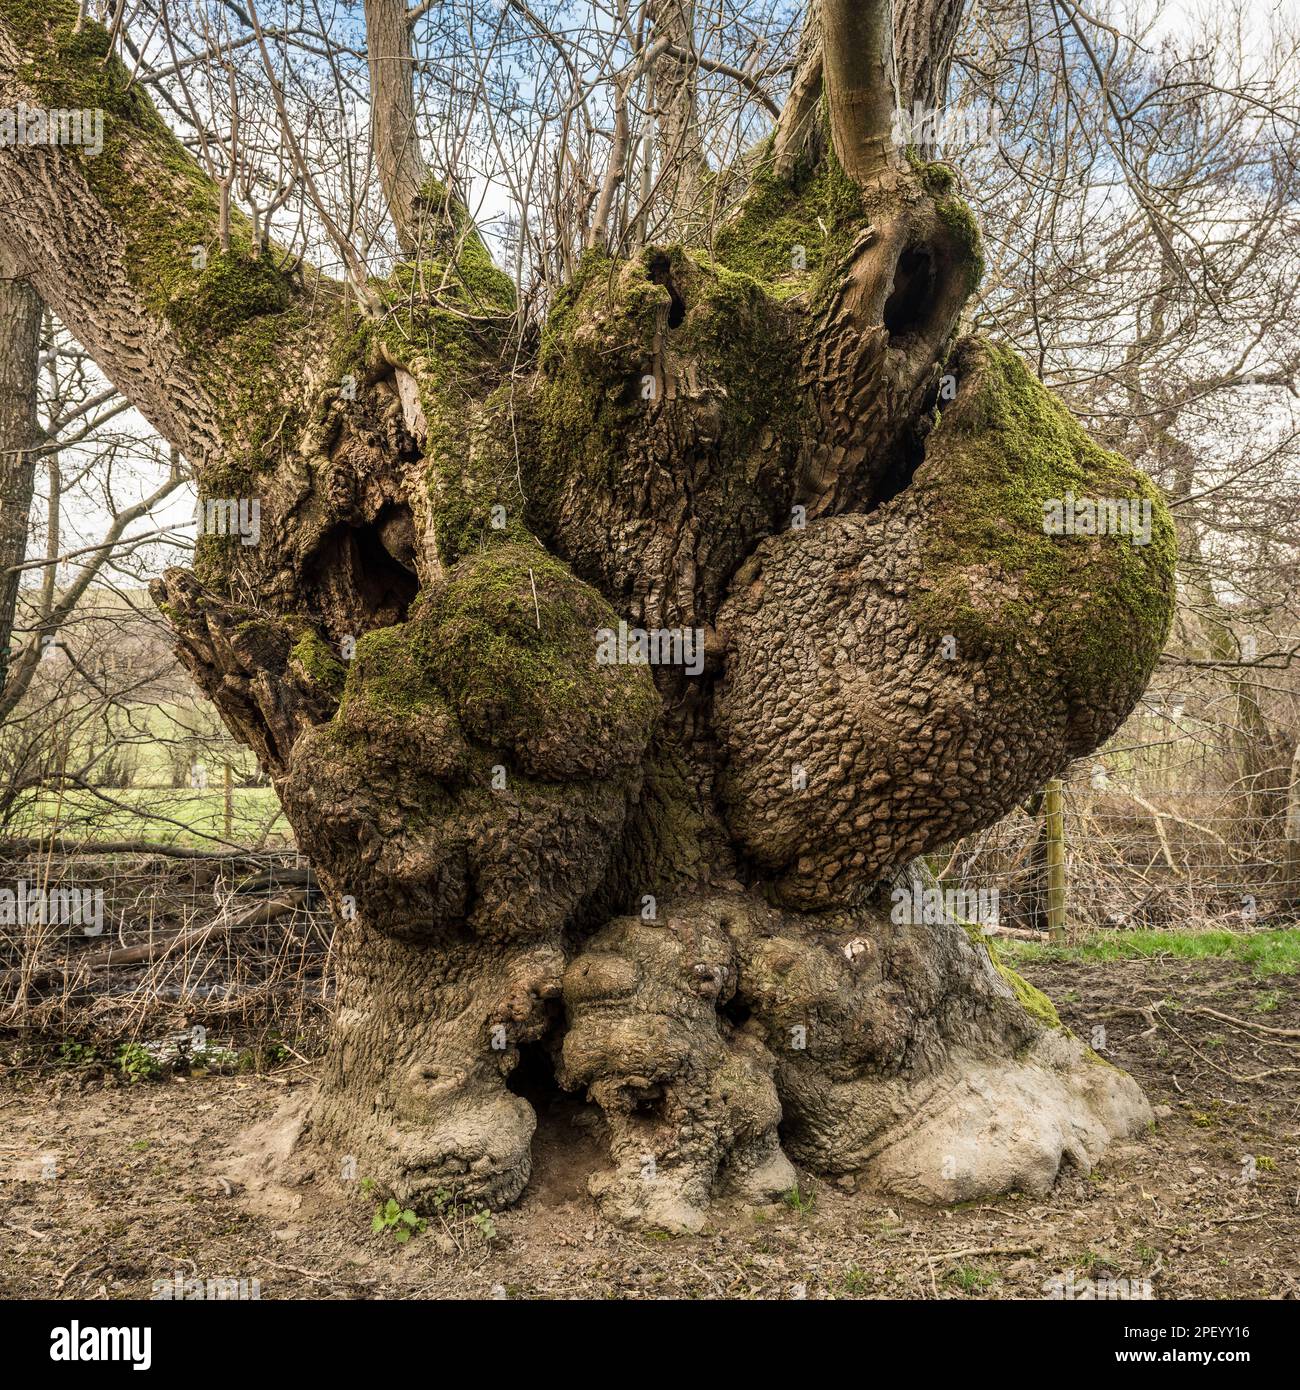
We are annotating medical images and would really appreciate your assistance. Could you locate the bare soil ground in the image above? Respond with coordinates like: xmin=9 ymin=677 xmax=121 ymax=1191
xmin=1 ymin=952 xmax=1296 ymax=1300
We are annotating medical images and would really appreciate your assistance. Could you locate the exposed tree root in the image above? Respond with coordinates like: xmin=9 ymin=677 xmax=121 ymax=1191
xmin=278 ymin=885 xmax=1152 ymax=1233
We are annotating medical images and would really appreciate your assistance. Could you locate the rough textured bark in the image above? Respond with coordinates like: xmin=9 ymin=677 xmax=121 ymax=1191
xmin=895 ymin=0 xmax=966 ymax=111
xmin=0 ymin=1 xmax=1176 ymax=1231
xmin=561 ymin=880 xmax=1149 ymax=1229
xmin=0 ymin=245 xmax=42 ymax=691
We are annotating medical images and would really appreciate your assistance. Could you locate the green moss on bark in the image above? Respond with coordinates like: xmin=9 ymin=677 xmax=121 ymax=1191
xmin=529 ymin=250 xmax=655 ymax=514
xmin=331 ymin=542 xmax=658 ymax=778
xmin=529 ymin=246 xmax=802 ymax=538
xmin=342 ymin=624 xmax=446 ymax=717
xmin=907 ymin=153 xmax=985 ymax=293
xmin=712 ymin=140 xmax=984 ymax=305
xmin=962 ymin=923 xmax=1062 ymax=1028
xmin=163 ymin=251 xmax=293 ymax=340
xmin=993 ymin=952 xmax=1063 ymax=1028
xmin=422 ymin=542 xmax=658 ymax=750
xmin=290 ymin=629 xmax=346 ymax=698
xmin=913 ymin=340 xmax=1176 ymax=708
xmin=428 ymin=384 xmax=535 ymax=564
xmin=317 ymin=182 xmax=521 ymax=567
xmin=5 ymin=2 xmax=299 ymax=348
xmin=712 ymin=139 xmax=866 ymax=301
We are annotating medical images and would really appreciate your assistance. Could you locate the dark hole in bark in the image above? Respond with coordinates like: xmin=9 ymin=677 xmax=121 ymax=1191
xmin=508 ymin=1027 xmax=607 ymax=1201
xmin=349 ymin=518 xmax=419 ymax=615
xmin=864 ymin=372 xmax=945 ymax=514
xmin=647 ymin=252 xmax=686 ymax=329
xmin=870 ymin=426 xmax=928 ymax=511
xmin=721 ymin=997 xmax=752 ymax=1028
xmin=307 ymin=513 xmax=419 ymax=633
xmin=883 ymin=245 xmax=936 ymax=341
xmin=374 ymin=501 xmax=419 ymax=574
xmin=507 ymin=1034 xmax=560 ymax=1106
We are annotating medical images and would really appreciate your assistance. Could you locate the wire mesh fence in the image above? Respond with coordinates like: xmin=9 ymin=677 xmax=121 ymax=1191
xmin=0 ymin=846 xmax=331 ymax=1044
xmin=939 ymin=768 xmax=1299 ymax=942
xmin=3 ymin=719 xmax=1297 ymax=1037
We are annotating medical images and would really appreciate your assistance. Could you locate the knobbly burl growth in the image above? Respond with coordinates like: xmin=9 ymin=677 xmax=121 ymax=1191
xmin=0 ymin=0 xmax=1176 ymax=1232
xmin=228 ymin=153 xmax=1170 ymax=1221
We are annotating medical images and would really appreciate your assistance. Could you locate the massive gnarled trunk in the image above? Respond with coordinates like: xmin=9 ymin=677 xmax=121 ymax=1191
xmin=0 ymin=1 xmax=1175 ymax=1231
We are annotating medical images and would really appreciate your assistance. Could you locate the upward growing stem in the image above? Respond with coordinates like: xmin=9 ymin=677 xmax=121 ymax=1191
xmin=821 ymin=0 xmax=898 ymax=186
xmin=0 ymin=247 xmax=41 ymax=695
xmin=363 ymin=0 xmax=429 ymax=256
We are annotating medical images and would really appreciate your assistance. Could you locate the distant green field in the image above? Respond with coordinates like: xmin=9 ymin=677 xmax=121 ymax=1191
xmin=1 ymin=692 xmax=291 ymax=847
xmin=1000 ymin=928 xmax=1300 ymax=979
xmin=90 ymin=700 xmax=263 ymax=788
xmin=8 ymin=786 xmax=291 ymax=848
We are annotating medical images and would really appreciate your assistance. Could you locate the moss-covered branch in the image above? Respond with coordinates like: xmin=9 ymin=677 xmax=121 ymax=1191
xmin=0 ymin=0 xmax=329 ymax=468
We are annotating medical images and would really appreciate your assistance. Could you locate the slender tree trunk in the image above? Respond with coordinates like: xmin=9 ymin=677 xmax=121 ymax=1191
xmin=646 ymin=1 xmax=706 ymax=237
xmin=894 ymin=0 xmax=966 ymax=111
xmin=1283 ymin=738 xmax=1300 ymax=911
xmin=820 ymin=0 xmax=897 ymax=184
xmin=0 ymin=246 xmax=42 ymax=693
xmin=363 ymin=0 xmax=429 ymax=254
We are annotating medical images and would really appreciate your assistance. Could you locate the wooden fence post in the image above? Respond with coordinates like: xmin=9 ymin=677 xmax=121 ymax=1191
xmin=1044 ymin=777 xmax=1066 ymax=941
xmin=223 ymin=763 xmax=234 ymax=841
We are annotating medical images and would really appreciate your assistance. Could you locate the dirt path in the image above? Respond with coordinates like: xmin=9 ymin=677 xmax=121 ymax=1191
xmin=1 ymin=954 xmax=1296 ymax=1300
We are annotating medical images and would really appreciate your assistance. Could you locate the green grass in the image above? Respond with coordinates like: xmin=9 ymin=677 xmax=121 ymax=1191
xmin=88 ymin=699 xmax=263 ymax=786
xmin=4 ymin=686 xmax=290 ymax=845
xmin=781 ymin=1183 xmax=816 ymax=1215
xmin=8 ymin=786 xmax=290 ymax=847
xmin=947 ymin=1263 xmax=999 ymax=1292
xmin=10 ymin=691 xmax=263 ymax=789
xmin=1000 ymin=928 xmax=1300 ymax=979
xmin=837 ymin=1266 xmax=871 ymax=1296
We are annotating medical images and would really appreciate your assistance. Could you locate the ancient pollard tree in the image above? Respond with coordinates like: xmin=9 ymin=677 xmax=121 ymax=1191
xmin=0 ymin=0 xmax=1174 ymax=1231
